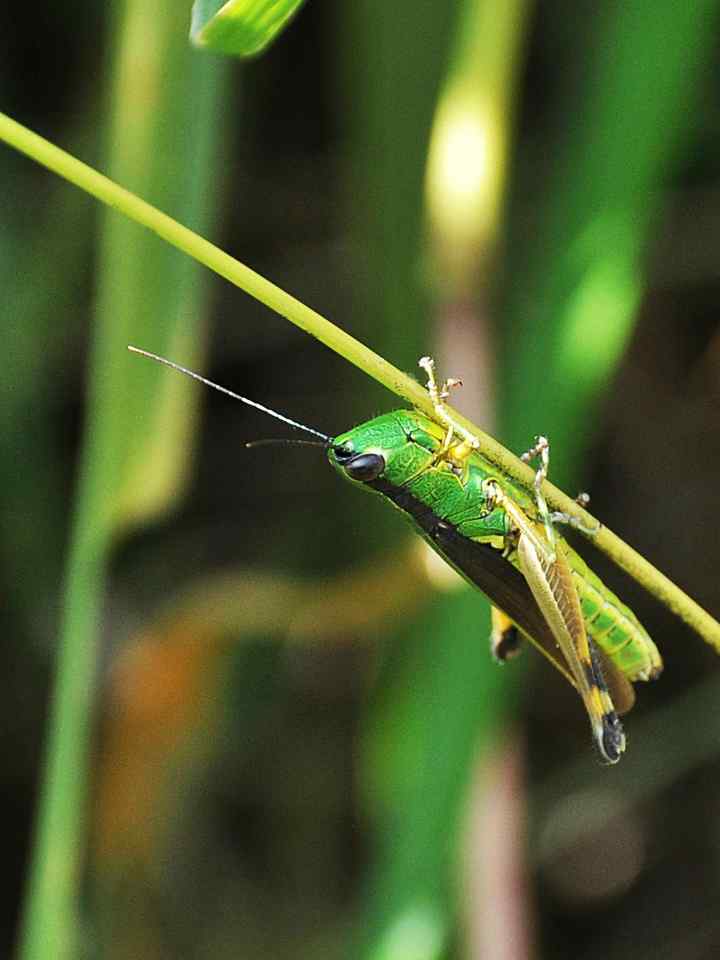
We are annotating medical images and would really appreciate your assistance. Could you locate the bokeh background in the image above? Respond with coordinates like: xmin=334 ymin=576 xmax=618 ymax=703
xmin=3 ymin=2 xmax=720 ymax=958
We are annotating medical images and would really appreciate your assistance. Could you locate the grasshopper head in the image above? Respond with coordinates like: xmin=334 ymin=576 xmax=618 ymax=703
xmin=329 ymin=410 xmax=436 ymax=488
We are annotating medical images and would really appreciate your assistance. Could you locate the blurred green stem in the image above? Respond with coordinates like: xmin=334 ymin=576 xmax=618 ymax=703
xmin=13 ymin=0 xmax=226 ymax=954
xmin=361 ymin=1 xmax=530 ymax=955
xmin=0 ymin=111 xmax=718 ymax=669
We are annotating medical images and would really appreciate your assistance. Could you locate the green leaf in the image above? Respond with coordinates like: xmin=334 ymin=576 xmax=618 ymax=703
xmin=191 ymin=0 xmax=307 ymax=57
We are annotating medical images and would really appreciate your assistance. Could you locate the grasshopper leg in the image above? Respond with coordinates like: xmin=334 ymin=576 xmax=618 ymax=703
xmin=521 ymin=436 xmax=600 ymax=537
xmin=548 ymin=510 xmax=600 ymax=536
xmin=418 ymin=356 xmax=479 ymax=463
xmin=520 ymin=435 xmax=555 ymax=547
xmin=490 ymin=606 xmax=523 ymax=662
xmin=549 ymin=486 xmax=599 ymax=535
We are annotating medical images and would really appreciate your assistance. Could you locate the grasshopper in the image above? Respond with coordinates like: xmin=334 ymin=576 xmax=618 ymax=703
xmin=130 ymin=347 xmax=662 ymax=762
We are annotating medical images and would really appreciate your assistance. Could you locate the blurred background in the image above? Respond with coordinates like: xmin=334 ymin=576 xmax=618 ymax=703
xmin=3 ymin=1 xmax=720 ymax=958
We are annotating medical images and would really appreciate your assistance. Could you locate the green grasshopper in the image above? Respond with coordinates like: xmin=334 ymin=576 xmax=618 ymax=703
xmin=129 ymin=347 xmax=662 ymax=763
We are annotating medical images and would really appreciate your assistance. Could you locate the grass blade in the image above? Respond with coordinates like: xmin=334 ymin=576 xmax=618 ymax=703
xmin=15 ymin=2 xmax=227 ymax=956
xmin=191 ymin=0 xmax=307 ymax=56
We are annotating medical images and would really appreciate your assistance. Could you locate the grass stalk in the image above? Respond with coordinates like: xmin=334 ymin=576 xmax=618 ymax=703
xmin=10 ymin=2 xmax=226 ymax=950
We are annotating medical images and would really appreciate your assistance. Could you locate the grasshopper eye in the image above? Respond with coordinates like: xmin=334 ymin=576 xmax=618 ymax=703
xmin=344 ymin=452 xmax=385 ymax=482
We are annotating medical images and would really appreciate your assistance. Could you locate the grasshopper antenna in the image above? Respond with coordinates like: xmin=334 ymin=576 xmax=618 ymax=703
xmin=128 ymin=346 xmax=331 ymax=442
xmin=245 ymin=438 xmax=326 ymax=450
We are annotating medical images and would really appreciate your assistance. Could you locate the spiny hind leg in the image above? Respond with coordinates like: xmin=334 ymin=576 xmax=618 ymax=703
xmin=490 ymin=606 xmax=523 ymax=663
xmin=418 ymin=356 xmax=479 ymax=462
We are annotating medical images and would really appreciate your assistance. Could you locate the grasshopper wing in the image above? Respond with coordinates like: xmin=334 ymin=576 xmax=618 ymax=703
xmin=489 ymin=604 xmax=635 ymax=716
xmin=405 ymin=508 xmax=633 ymax=741
xmin=424 ymin=520 xmax=603 ymax=691
xmin=427 ymin=522 xmax=579 ymax=682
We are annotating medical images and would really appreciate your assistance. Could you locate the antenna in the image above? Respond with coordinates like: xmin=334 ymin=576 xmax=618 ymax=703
xmin=245 ymin=438 xmax=326 ymax=450
xmin=128 ymin=346 xmax=331 ymax=442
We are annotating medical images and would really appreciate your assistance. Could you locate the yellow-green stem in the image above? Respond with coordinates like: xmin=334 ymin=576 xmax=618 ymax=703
xmin=1 ymin=109 xmax=717 ymax=653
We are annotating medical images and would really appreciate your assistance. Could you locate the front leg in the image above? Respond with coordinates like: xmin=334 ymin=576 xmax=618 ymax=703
xmin=418 ymin=356 xmax=480 ymax=464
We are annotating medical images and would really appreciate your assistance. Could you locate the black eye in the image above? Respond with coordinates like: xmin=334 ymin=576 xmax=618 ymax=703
xmin=333 ymin=442 xmax=354 ymax=463
xmin=344 ymin=452 xmax=386 ymax=482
